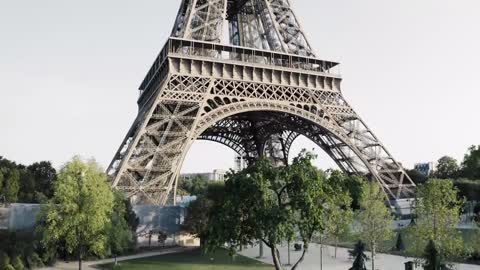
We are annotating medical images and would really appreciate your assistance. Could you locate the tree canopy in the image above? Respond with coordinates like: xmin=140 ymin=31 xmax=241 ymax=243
xmin=0 ymin=156 xmax=56 ymax=203
xmin=406 ymin=169 xmax=429 ymax=185
xmin=182 ymin=182 xmax=225 ymax=246
xmin=461 ymin=145 xmax=480 ymax=180
xmin=407 ymin=179 xmax=465 ymax=261
xmin=434 ymin=156 xmax=460 ymax=179
xmin=28 ymin=161 xmax=57 ymax=200
xmin=326 ymin=170 xmax=363 ymax=210
xmin=106 ymin=192 xmax=136 ymax=257
xmin=324 ymin=170 xmax=354 ymax=258
xmin=204 ymin=151 xmax=334 ymax=270
xmin=3 ymin=168 xmax=20 ymax=203
xmin=357 ymin=182 xmax=394 ymax=270
xmin=38 ymin=157 xmax=114 ymax=270
xmin=178 ymin=175 xmax=210 ymax=196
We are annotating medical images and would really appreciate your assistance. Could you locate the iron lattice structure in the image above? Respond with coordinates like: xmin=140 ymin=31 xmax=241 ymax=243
xmin=107 ymin=0 xmax=416 ymax=206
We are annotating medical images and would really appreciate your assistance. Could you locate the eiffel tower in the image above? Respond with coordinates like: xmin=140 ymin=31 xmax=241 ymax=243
xmin=107 ymin=0 xmax=416 ymax=206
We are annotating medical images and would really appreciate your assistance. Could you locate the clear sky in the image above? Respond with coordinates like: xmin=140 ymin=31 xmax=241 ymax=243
xmin=0 ymin=0 xmax=479 ymax=173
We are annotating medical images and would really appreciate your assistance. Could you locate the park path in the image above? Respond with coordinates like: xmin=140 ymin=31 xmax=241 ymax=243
xmin=241 ymin=244 xmax=480 ymax=270
xmin=40 ymin=246 xmax=193 ymax=270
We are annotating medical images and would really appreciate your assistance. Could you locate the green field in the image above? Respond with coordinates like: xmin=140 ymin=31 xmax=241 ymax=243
xmin=101 ymin=248 xmax=273 ymax=270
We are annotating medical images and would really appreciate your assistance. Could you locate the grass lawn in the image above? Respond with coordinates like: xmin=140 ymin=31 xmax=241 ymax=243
xmin=100 ymin=248 xmax=273 ymax=270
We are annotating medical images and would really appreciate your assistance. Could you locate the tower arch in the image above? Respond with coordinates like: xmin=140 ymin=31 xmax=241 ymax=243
xmin=107 ymin=1 xmax=415 ymax=207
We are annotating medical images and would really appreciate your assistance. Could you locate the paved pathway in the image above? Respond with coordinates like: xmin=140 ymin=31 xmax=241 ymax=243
xmin=241 ymin=244 xmax=480 ymax=270
xmin=40 ymin=247 xmax=191 ymax=270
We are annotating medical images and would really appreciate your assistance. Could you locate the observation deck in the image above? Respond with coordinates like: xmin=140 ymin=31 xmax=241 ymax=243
xmin=137 ymin=38 xmax=341 ymax=107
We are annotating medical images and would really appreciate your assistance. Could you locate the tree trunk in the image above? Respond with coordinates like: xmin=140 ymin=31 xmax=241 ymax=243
xmin=334 ymin=237 xmax=338 ymax=259
xmin=371 ymin=244 xmax=375 ymax=270
xmin=78 ymin=247 xmax=82 ymax=270
xmin=287 ymin=240 xmax=291 ymax=265
xmin=291 ymin=248 xmax=307 ymax=270
xmin=320 ymin=241 xmax=323 ymax=270
xmin=271 ymin=246 xmax=283 ymax=270
xmin=276 ymin=248 xmax=282 ymax=265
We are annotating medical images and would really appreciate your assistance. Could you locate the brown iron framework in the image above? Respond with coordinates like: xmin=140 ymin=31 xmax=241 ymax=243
xmin=107 ymin=0 xmax=416 ymax=207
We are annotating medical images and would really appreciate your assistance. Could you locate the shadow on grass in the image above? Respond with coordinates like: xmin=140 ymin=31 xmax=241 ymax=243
xmin=99 ymin=248 xmax=273 ymax=270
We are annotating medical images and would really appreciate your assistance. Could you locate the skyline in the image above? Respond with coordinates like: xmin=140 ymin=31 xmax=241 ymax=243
xmin=1 ymin=0 xmax=479 ymax=172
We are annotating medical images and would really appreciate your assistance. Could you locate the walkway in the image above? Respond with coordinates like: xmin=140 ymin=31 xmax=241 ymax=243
xmin=241 ymin=244 xmax=480 ymax=270
xmin=40 ymin=247 xmax=192 ymax=270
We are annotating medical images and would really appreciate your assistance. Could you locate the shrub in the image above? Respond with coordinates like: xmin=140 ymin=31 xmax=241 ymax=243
xmin=0 ymin=251 xmax=11 ymax=269
xmin=25 ymin=252 xmax=43 ymax=268
xmin=12 ymin=256 xmax=24 ymax=270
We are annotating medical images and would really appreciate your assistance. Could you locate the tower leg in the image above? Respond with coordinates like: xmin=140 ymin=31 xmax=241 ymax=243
xmin=109 ymin=76 xmax=214 ymax=205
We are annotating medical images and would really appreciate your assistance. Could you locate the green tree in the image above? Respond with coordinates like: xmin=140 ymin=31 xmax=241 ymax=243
xmin=28 ymin=161 xmax=57 ymax=200
xmin=183 ymin=183 xmax=225 ymax=248
xmin=407 ymin=179 xmax=465 ymax=262
xmin=406 ymin=169 xmax=429 ymax=185
xmin=327 ymin=170 xmax=363 ymax=210
xmin=4 ymin=168 xmax=20 ymax=203
xmin=0 ymin=170 xmax=3 ymax=195
xmin=0 ymin=157 xmax=20 ymax=203
xmin=434 ymin=156 xmax=459 ymax=179
xmin=106 ymin=192 xmax=135 ymax=257
xmin=123 ymin=197 xmax=139 ymax=234
xmin=461 ymin=145 xmax=480 ymax=179
xmin=179 ymin=175 xmax=210 ymax=196
xmin=349 ymin=241 xmax=368 ymax=270
xmin=38 ymin=157 xmax=114 ymax=270
xmin=325 ymin=171 xmax=354 ymax=258
xmin=357 ymin=182 xmax=394 ymax=270
xmin=18 ymin=169 xmax=36 ymax=203
xmin=206 ymin=152 xmax=330 ymax=270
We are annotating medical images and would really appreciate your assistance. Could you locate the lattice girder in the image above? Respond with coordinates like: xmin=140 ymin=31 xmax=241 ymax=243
xmin=109 ymin=2 xmax=415 ymax=205
xmin=110 ymin=55 xmax=414 ymax=204
xmin=172 ymin=0 xmax=228 ymax=42
xmin=171 ymin=0 xmax=315 ymax=56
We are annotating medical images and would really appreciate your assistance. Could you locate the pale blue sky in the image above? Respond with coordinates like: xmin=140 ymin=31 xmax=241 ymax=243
xmin=0 ymin=0 xmax=479 ymax=172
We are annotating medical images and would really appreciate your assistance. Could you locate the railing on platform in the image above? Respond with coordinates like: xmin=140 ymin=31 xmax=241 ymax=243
xmin=138 ymin=38 xmax=341 ymax=97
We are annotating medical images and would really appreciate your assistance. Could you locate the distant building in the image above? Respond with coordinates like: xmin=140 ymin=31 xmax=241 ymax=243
xmin=180 ymin=169 xmax=227 ymax=182
xmin=414 ymin=162 xmax=435 ymax=176
xmin=175 ymin=196 xmax=197 ymax=207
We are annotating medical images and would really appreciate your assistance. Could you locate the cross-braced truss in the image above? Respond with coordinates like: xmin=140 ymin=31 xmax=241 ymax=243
xmin=108 ymin=0 xmax=415 ymax=206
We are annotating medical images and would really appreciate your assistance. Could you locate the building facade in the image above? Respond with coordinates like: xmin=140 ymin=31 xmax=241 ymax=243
xmin=180 ymin=169 xmax=227 ymax=182
xmin=414 ymin=162 xmax=435 ymax=176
